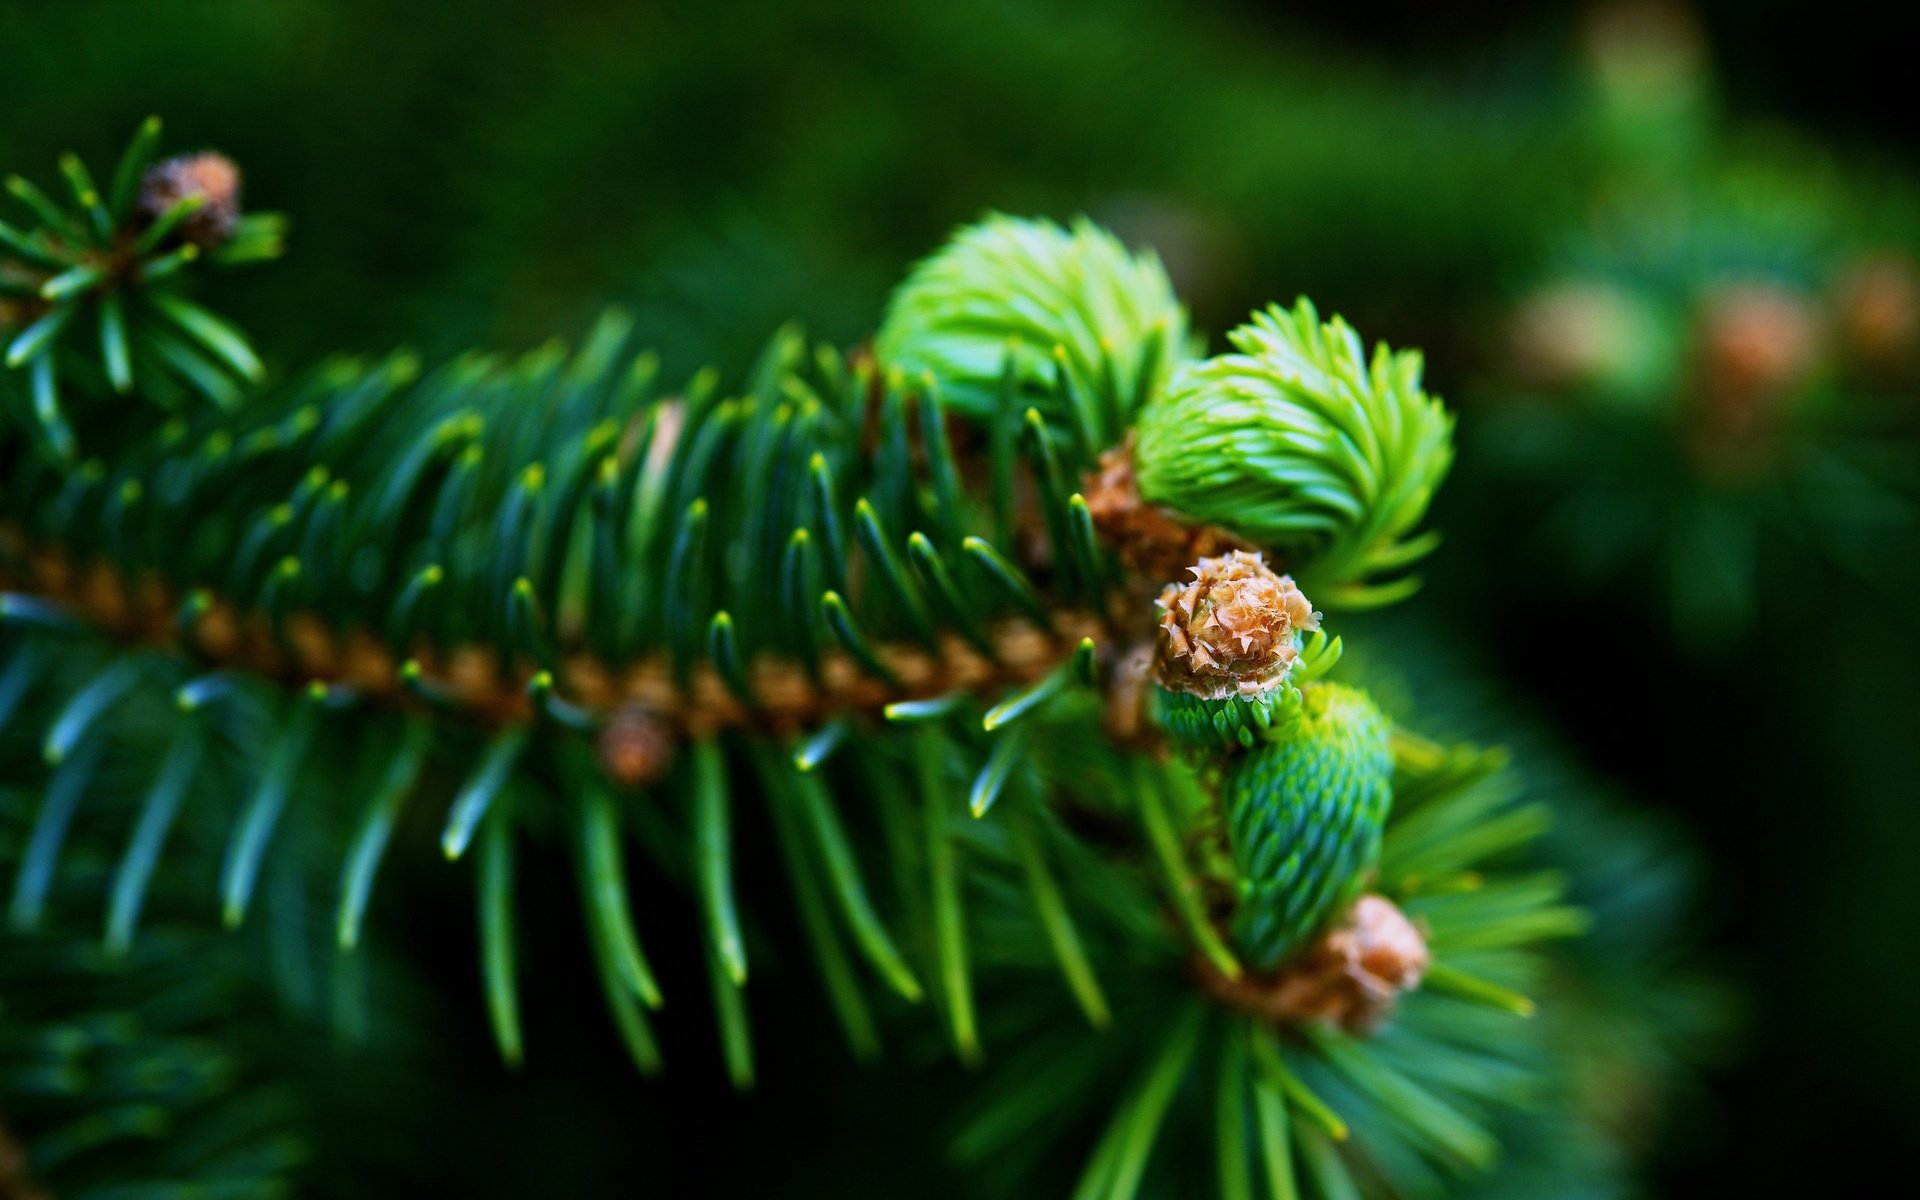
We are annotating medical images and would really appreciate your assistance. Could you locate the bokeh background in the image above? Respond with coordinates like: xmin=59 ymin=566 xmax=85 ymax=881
xmin=5 ymin=0 xmax=1916 ymax=1193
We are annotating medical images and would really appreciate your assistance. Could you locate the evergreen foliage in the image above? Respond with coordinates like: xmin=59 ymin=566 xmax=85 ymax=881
xmin=1136 ymin=303 xmax=1455 ymax=608
xmin=1220 ymin=683 xmax=1392 ymax=971
xmin=877 ymin=214 xmax=1189 ymax=444
xmin=0 ymin=119 xmax=284 ymax=458
xmin=2 ymin=118 xmax=1720 ymax=1199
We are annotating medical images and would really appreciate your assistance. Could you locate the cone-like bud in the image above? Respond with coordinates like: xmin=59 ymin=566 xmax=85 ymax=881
xmin=1222 ymin=682 xmax=1392 ymax=970
xmin=140 ymin=152 xmax=243 ymax=248
xmin=1196 ymin=892 xmax=1429 ymax=1033
xmin=876 ymin=214 xmax=1187 ymax=436
xmin=1133 ymin=300 xmax=1453 ymax=607
xmin=1156 ymin=550 xmax=1316 ymax=699
xmin=1151 ymin=550 xmax=1319 ymax=748
xmin=1267 ymin=893 xmax=1428 ymax=1032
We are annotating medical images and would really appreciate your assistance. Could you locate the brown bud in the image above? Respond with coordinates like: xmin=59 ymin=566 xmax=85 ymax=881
xmin=1154 ymin=550 xmax=1317 ymax=701
xmin=598 ymin=703 xmax=676 ymax=788
xmin=1195 ymin=893 xmax=1430 ymax=1034
xmin=1698 ymin=282 xmax=1819 ymax=403
xmin=1690 ymin=281 xmax=1820 ymax=472
xmin=1835 ymin=254 xmax=1920 ymax=367
xmin=1082 ymin=435 xmax=1239 ymax=583
xmin=139 ymin=152 xmax=243 ymax=248
xmin=1269 ymin=894 xmax=1431 ymax=1033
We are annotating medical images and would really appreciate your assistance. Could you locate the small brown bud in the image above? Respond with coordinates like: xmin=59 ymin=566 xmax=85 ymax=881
xmin=1154 ymin=550 xmax=1317 ymax=701
xmin=1082 ymin=435 xmax=1239 ymax=583
xmin=1697 ymin=282 xmax=1819 ymax=404
xmin=598 ymin=703 xmax=676 ymax=788
xmin=1195 ymin=893 xmax=1430 ymax=1034
xmin=1835 ymin=254 xmax=1920 ymax=367
xmin=1269 ymin=894 xmax=1431 ymax=1033
xmin=1690 ymin=281 xmax=1821 ymax=472
xmin=139 ymin=152 xmax=243 ymax=248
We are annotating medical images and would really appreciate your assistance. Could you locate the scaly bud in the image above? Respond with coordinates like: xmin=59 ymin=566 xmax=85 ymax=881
xmin=1081 ymin=434 xmax=1239 ymax=584
xmin=1151 ymin=550 xmax=1319 ymax=748
xmin=1155 ymin=550 xmax=1316 ymax=698
xmin=1266 ymin=893 xmax=1429 ymax=1032
xmin=1197 ymin=892 xmax=1429 ymax=1033
xmin=139 ymin=152 xmax=242 ymax=248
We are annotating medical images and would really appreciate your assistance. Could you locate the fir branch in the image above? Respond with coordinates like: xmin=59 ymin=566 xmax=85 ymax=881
xmin=0 ymin=165 xmax=1606 ymax=1200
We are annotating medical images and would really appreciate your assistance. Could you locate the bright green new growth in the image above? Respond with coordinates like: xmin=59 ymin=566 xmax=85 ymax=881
xmin=1155 ymin=622 xmax=1344 ymax=752
xmin=1221 ymin=682 xmax=1393 ymax=970
xmin=874 ymin=213 xmax=1188 ymax=449
xmin=1155 ymin=679 xmax=1301 ymax=750
xmin=1134 ymin=301 xmax=1455 ymax=608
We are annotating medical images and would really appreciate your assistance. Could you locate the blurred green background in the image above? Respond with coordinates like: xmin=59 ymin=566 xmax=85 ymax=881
xmin=5 ymin=0 xmax=1917 ymax=1193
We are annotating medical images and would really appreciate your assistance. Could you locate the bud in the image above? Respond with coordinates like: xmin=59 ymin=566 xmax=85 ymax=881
xmin=139 ymin=152 xmax=243 ymax=249
xmin=1696 ymin=281 xmax=1818 ymax=405
xmin=1133 ymin=300 xmax=1453 ymax=606
xmin=598 ymin=703 xmax=675 ymax=788
xmin=1081 ymin=435 xmax=1238 ymax=583
xmin=1268 ymin=893 xmax=1429 ymax=1032
xmin=1152 ymin=550 xmax=1320 ymax=749
xmin=1690 ymin=281 xmax=1820 ymax=472
xmin=1156 ymin=550 xmax=1316 ymax=697
xmin=1835 ymin=254 xmax=1920 ymax=367
xmin=1222 ymin=682 xmax=1392 ymax=970
xmin=1196 ymin=892 xmax=1429 ymax=1033
xmin=876 ymin=214 xmax=1188 ymax=434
